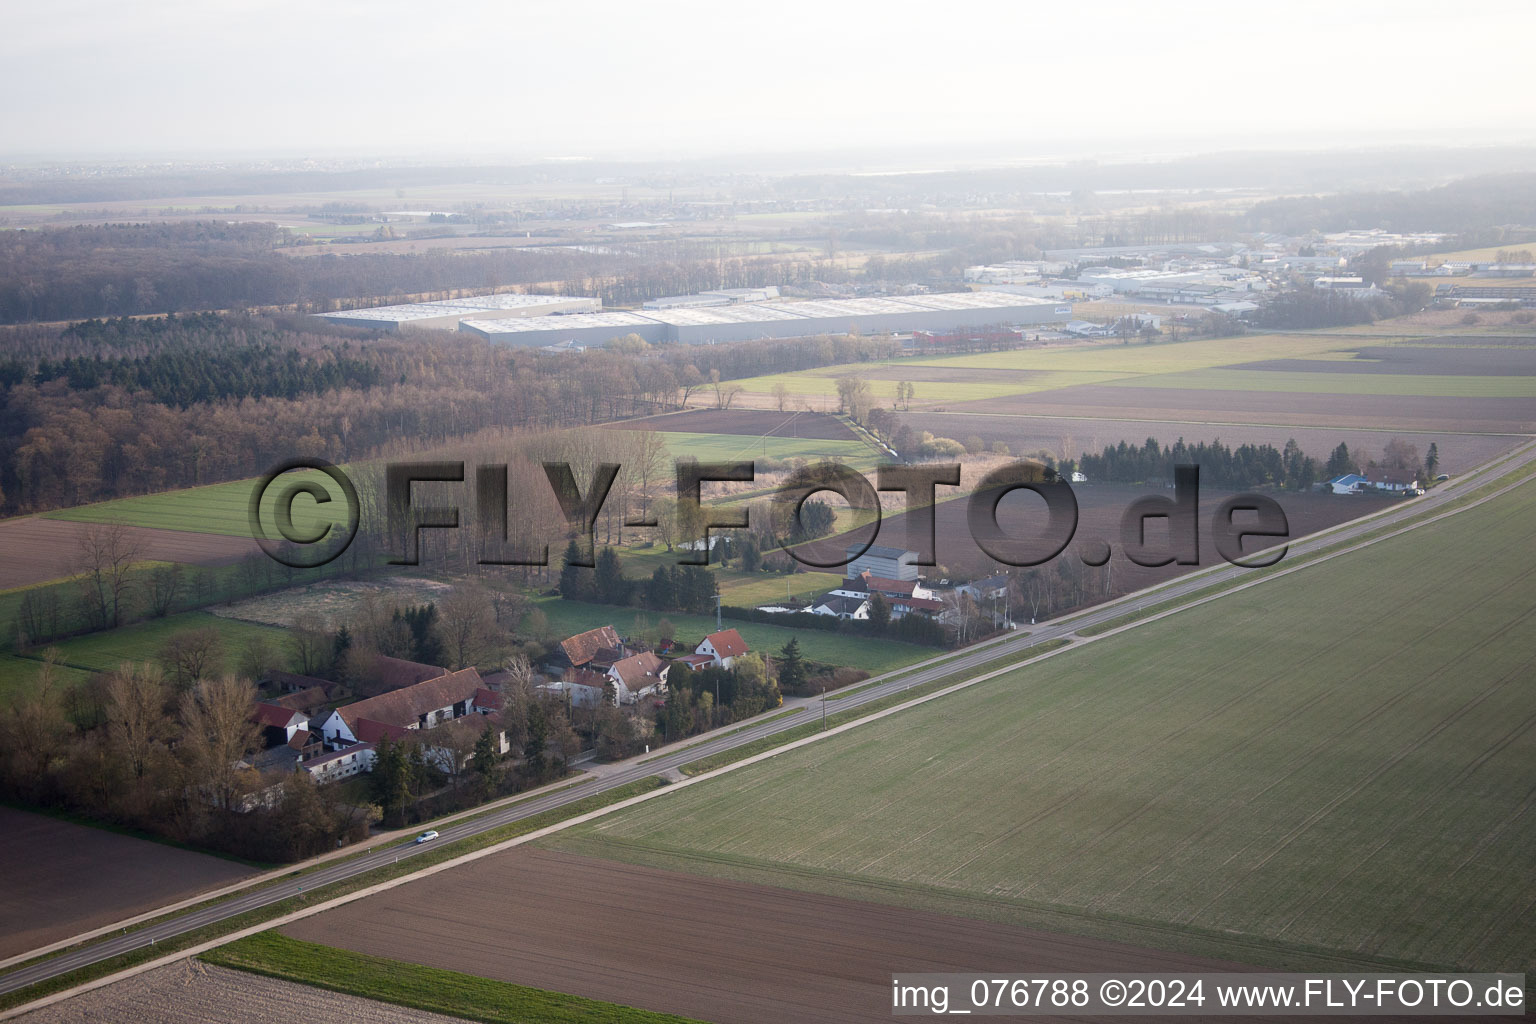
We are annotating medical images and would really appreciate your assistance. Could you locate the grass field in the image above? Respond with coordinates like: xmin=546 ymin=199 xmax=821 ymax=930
xmin=204 ymin=932 xmax=706 ymax=1024
xmin=727 ymin=326 xmax=1535 ymax=407
xmin=654 ymin=429 xmax=872 ymax=464
xmin=45 ymin=468 xmax=347 ymax=538
xmin=527 ymin=596 xmax=930 ymax=674
xmin=0 ymin=655 xmax=97 ymax=704
xmin=1107 ymin=368 xmax=1536 ymax=398
xmin=43 ymin=611 xmax=295 ymax=674
xmin=547 ymin=480 xmax=1536 ymax=973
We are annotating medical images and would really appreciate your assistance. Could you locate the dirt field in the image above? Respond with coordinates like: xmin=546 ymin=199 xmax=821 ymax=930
xmin=950 ymin=386 xmax=1536 ymax=434
xmin=209 ymin=576 xmax=453 ymax=629
xmin=1230 ymin=345 xmax=1536 ymax=376
xmin=796 ymin=483 xmax=1395 ymax=599
xmin=606 ymin=408 xmax=858 ymax=440
xmin=896 ymin=414 xmax=1526 ymax=475
xmin=0 ymin=807 xmax=254 ymax=960
xmin=281 ymin=847 xmax=1258 ymax=1024
xmin=15 ymin=960 xmax=470 ymax=1024
xmin=0 ymin=517 xmax=257 ymax=590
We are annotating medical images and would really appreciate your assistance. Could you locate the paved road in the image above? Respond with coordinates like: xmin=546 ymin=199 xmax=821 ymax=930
xmin=4 ymin=441 xmax=1534 ymax=1000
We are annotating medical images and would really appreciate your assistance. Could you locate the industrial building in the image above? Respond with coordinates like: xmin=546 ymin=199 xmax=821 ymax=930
xmin=312 ymin=293 xmax=599 ymax=331
xmin=459 ymin=291 xmax=1071 ymax=347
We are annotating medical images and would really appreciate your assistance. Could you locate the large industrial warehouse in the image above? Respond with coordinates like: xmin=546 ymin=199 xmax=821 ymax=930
xmin=312 ymin=293 xmax=598 ymax=331
xmin=459 ymin=292 xmax=1071 ymax=347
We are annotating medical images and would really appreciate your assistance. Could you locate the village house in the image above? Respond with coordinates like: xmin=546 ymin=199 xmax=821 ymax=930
xmin=548 ymin=625 xmax=626 ymax=676
xmin=249 ymin=702 xmax=309 ymax=748
xmin=608 ymin=651 xmax=670 ymax=704
xmin=301 ymin=743 xmax=376 ymax=783
xmin=694 ymin=628 xmax=748 ymax=670
xmin=318 ymin=667 xmax=487 ymax=748
xmin=811 ymin=593 xmax=871 ymax=620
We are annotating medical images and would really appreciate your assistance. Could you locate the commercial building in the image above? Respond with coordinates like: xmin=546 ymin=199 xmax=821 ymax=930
xmin=461 ymin=291 xmax=1071 ymax=348
xmin=313 ymin=293 xmax=599 ymax=331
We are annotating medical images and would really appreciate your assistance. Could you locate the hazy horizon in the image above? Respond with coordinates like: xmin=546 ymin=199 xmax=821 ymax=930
xmin=6 ymin=0 xmax=1535 ymax=163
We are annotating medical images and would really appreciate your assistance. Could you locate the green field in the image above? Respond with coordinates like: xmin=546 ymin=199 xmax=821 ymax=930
xmin=654 ymin=429 xmax=875 ymax=465
xmin=546 ymin=481 xmax=1536 ymax=973
xmin=45 ymin=469 xmax=348 ymax=538
xmin=45 ymin=611 xmax=295 ymax=674
xmin=0 ymin=655 xmax=97 ymax=704
xmin=727 ymin=324 xmax=1536 ymax=408
xmin=527 ymin=596 xmax=930 ymax=674
xmin=203 ymin=932 xmax=705 ymax=1024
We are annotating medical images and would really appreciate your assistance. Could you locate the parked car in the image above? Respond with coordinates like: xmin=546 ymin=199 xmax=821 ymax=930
xmin=415 ymin=830 xmax=439 ymax=844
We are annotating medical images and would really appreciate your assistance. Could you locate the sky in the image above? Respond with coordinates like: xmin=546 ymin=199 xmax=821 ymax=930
xmin=4 ymin=0 xmax=1534 ymax=161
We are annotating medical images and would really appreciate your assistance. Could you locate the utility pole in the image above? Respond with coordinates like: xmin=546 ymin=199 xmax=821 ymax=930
xmin=821 ymin=686 xmax=826 ymax=730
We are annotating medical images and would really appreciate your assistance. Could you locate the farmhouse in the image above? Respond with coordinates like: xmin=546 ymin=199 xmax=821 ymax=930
xmin=319 ymin=667 xmax=486 ymax=747
xmin=608 ymin=652 xmax=670 ymax=704
xmin=249 ymin=703 xmax=308 ymax=748
xmin=550 ymin=625 xmax=625 ymax=675
xmin=956 ymin=574 xmax=1010 ymax=603
xmin=301 ymin=743 xmax=376 ymax=783
xmin=1326 ymin=473 xmax=1370 ymax=495
xmin=694 ymin=629 xmax=748 ymax=670
xmin=811 ymin=593 xmax=871 ymax=620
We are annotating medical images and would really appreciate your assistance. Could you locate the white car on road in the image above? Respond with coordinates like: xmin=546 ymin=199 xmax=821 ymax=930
xmin=414 ymin=830 xmax=439 ymax=844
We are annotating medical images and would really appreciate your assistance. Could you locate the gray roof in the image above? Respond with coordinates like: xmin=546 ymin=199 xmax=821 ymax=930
xmin=849 ymin=544 xmax=918 ymax=560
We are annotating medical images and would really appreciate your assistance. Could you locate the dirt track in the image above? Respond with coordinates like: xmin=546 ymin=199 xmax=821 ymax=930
xmin=0 ymin=517 xmax=257 ymax=590
xmin=0 ymin=807 xmax=254 ymax=960
xmin=283 ymin=847 xmax=1262 ymax=1024
xmin=15 ymin=960 xmax=469 ymax=1024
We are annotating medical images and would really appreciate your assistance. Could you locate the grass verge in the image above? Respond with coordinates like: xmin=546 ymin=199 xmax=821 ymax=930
xmin=203 ymin=932 xmax=706 ymax=1024
xmin=680 ymin=638 xmax=1071 ymax=776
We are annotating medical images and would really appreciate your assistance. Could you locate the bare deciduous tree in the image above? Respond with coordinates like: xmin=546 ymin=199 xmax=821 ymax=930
xmin=75 ymin=520 xmax=144 ymax=629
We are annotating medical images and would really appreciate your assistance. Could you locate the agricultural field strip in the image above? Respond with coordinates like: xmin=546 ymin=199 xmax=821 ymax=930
xmin=5 ymin=439 xmax=1532 ymax=1007
xmin=913 ymin=408 xmax=1533 ymax=440
xmin=554 ymin=481 xmax=1536 ymax=972
xmin=1104 ymin=368 xmax=1536 ymax=398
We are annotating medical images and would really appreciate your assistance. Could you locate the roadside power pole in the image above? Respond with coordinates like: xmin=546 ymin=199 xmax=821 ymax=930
xmin=822 ymin=685 xmax=827 ymax=730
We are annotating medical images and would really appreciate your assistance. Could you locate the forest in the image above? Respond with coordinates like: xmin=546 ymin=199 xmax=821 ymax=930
xmin=0 ymin=311 xmax=900 ymax=516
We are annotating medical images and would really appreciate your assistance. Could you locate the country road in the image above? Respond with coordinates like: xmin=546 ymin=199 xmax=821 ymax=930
xmin=4 ymin=438 xmax=1534 ymax=1003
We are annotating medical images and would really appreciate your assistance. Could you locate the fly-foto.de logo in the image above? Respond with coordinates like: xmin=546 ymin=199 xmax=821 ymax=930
xmin=251 ymin=458 xmax=1291 ymax=572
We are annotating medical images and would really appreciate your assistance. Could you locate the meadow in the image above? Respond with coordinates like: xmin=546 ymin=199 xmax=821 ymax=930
xmin=45 ymin=468 xmax=346 ymax=538
xmin=547 ymin=479 xmax=1536 ymax=973
xmin=41 ymin=610 xmax=296 ymax=674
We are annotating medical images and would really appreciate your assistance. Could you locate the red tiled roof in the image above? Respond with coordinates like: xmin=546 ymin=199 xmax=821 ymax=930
xmin=609 ymin=652 xmax=668 ymax=692
xmin=269 ymin=686 xmax=330 ymax=712
xmin=891 ymin=596 xmax=944 ymax=613
xmin=473 ymin=687 xmax=505 ymax=712
xmin=287 ymin=729 xmax=312 ymax=750
xmin=354 ymin=718 xmax=411 ymax=744
xmin=250 ymin=702 xmax=305 ymax=729
xmin=338 ymin=667 xmax=485 ymax=732
xmin=567 ymin=668 xmax=611 ymax=690
xmin=373 ymin=655 xmax=448 ymax=693
xmin=560 ymin=626 xmax=621 ymax=667
xmin=675 ymin=654 xmax=714 ymax=669
xmin=701 ymin=629 xmax=748 ymax=659
xmin=848 ymin=572 xmax=916 ymax=597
